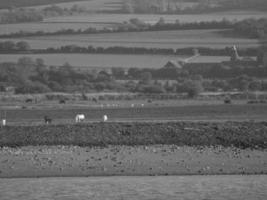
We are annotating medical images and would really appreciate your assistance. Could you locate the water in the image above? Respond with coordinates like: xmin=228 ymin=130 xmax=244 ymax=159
xmin=0 ymin=175 xmax=266 ymax=200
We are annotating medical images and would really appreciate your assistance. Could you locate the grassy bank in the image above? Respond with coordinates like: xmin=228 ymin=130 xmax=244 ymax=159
xmin=0 ymin=122 xmax=266 ymax=149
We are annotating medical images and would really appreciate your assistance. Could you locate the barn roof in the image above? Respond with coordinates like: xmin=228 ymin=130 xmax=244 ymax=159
xmin=163 ymin=60 xmax=183 ymax=69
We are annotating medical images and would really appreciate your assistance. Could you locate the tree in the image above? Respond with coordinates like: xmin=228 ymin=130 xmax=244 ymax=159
xmin=182 ymin=80 xmax=203 ymax=98
xmin=111 ymin=67 xmax=125 ymax=78
xmin=230 ymin=75 xmax=252 ymax=91
xmin=156 ymin=17 xmax=165 ymax=26
xmin=249 ymin=80 xmax=262 ymax=91
xmin=2 ymin=41 xmax=15 ymax=50
xmin=16 ymin=41 xmax=30 ymax=51
xmin=140 ymin=71 xmax=152 ymax=84
xmin=17 ymin=57 xmax=35 ymax=79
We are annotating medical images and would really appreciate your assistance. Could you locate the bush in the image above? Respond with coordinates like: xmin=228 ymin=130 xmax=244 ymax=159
xmin=15 ymin=81 xmax=51 ymax=94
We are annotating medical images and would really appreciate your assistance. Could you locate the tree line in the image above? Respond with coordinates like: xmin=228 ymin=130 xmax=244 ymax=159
xmin=0 ymin=0 xmax=84 ymax=9
xmin=0 ymin=57 xmax=267 ymax=97
xmin=121 ymin=0 xmax=267 ymax=14
xmin=0 ymin=4 xmax=90 ymax=24
xmin=0 ymin=18 xmax=234 ymax=38
xmin=1 ymin=18 xmax=266 ymax=39
xmin=0 ymin=40 xmax=260 ymax=57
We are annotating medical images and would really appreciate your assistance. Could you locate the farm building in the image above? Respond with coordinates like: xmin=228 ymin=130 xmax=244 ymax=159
xmin=163 ymin=60 xmax=183 ymax=69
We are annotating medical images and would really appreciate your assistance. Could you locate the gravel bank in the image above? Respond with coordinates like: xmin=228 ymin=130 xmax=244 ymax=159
xmin=1 ymin=145 xmax=267 ymax=178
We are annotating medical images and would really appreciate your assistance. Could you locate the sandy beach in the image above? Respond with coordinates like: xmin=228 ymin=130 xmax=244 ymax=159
xmin=1 ymin=145 xmax=266 ymax=178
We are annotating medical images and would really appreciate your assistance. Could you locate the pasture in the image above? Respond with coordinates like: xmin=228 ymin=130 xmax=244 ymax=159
xmin=0 ymin=53 xmax=230 ymax=68
xmin=1 ymin=104 xmax=267 ymax=125
xmin=0 ymin=0 xmax=89 ymax=9
xmin=44 ymin=11 xmax=267 ymax=24
xmin=25 ymin=0 xmax=123 ymax=12
xmin=0 ymin=22 xmax=112 ymax=35
xmin=0 ymin=29 xmax=260 ymax=49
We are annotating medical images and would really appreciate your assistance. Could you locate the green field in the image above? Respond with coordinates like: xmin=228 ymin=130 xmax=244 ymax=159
xmin=0 ymin=10 xmax=266 ymax=36
xmin=0 ymin=29 xmax=260 ymax=49
xmin=0 ymin=22 xmax=110 ymax=35
xmin=26 ymin=0 xmax=123 ymax=12
xmin=1 ymin=104 xmax=267 ymax=125
xmin=44 ymin=11 xmax=267 ymax=24
xmin=0 ymin=53 xmax=230 ymax=68
xmin=0 ymin=0 xmax=89 ymax=9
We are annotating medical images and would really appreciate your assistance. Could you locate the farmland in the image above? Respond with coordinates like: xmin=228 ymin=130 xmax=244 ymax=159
xmin=24 ymin=0 xmax=123 ymax=12
xmin=0 ymin=54 xmax=230 ymax=68
xmin=0 ymin=0 xmax=89 ymax=9
xmin=0 ymin=11 xmax=266 ymax=35
xmin=0 ymin=29 xmax=260 ymax=49
xmin=1 ymin=104 xmax=267 ymax=125
xmin=43 ymin=11 xmax=267 ymax=24
xmin=0 ymin=22 xmax=111 ymax=35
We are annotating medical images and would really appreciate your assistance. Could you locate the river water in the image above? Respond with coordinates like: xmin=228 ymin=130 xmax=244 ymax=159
xmin=0 ymin=175 xmax=266 ymax=200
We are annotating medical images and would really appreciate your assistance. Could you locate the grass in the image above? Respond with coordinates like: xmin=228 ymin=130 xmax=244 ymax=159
xmin=2 ymin=104 xmax=267 ymax=125
xmin=0 ymin=22 xmax=108 ymax=35
xmin=0 ymin=29 xmax=259 ymax=49
xmin=0 ymin=53 xmax=230 ymax=68
xmin=26 ymin=0 xmax=123 ymax=11
xmin=44 ymin=12 xmax=267 ymax=24
xmin=0 ymin=121 xmax=266 ymax=149
xmin=0 ymin=0 xmax=89 ymax=9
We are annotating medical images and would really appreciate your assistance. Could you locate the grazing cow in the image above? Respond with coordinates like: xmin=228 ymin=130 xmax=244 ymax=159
xmin=2 ymin=119 xmax=6 ymax=126
xmin=103 ymin=115 xmax=108 ymax=122
xmin=224 ymin=96 xmax=231 ymax=104
xmin=59 ymin=99 xmax=66 ymax=104
xmin=75 ymin=114 xmax=85 ymax=123
xmin=92 ymin=97 xmax=98 ymax=103
xmin=44 ymin=116 xmax=52 ymax=124
xmin=25 ymin=98 xmax=33 ymax=103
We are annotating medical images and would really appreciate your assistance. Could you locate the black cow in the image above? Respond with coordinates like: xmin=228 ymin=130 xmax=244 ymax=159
xmin=25 ymin=98 xmax=33 ymax=103
xmin=92 ymin=97 xmax=98 ymax=103
xmin=44 ymin=116 xmax=52 ymax=124
xmin=59 ymin=99 xmax=66 ymax=104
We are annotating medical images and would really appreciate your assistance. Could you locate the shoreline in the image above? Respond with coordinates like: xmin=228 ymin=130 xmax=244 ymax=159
xmin=1 ymin=145 xmax=267 ymax=178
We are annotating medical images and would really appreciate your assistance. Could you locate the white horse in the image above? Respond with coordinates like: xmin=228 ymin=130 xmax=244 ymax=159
xmin=103 ymin=115 xmax=108 ymax=122
xmin=75 ymin=114 xmax=85 ymax=123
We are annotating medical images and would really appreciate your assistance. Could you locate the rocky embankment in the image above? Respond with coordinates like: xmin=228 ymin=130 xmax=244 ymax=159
xmin=0 ymin=121 xmax=267 ymax=177
xmin=0 ymin=121 xmax=267 ymax=148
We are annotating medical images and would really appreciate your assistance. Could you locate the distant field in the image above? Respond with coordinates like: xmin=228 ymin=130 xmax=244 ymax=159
xmin=26 ymin=0 xmax=123 ymax=12
xmin=2 ymin=104 xmax=267 ymax=125
xmin=0 ymin=29 xmax=259 ymax=49
xmin=0 ymin=54 xmax=230 ymax=68
xmin=0 ymin=22 xmax=113 ymax=35
xmin=0 ymin=0 xmax=88 ymax=9
xmin=44 ymin=11 xmax=267 ymax=24
xmin=0 ymin=10 xmax=266 ymax=35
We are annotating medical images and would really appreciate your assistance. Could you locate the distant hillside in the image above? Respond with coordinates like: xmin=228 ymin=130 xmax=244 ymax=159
xmin=122 ymin=0 xmax=267 ymax=13
xmin=216 ymin=0 xmax=267 ymax=11
xmin=0 ymin=0 xmax=87 ymax=9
